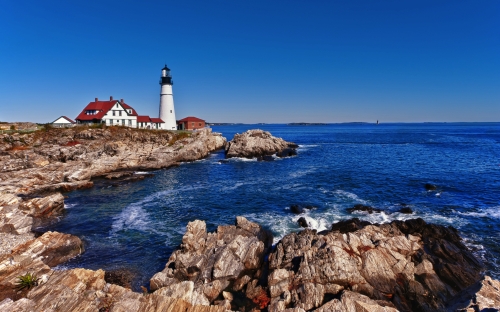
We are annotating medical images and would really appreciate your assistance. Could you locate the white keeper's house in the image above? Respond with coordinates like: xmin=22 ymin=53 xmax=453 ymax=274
xmin=75 ymin=96 xmax=166 ymax=130
xmin=69 ymin=65 xmax=178 ymax=130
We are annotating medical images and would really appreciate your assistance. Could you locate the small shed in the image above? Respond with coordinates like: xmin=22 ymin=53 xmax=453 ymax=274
xmin=52 ymin=116 xmax=76 ymax=128
xmin=177 ymin=117 xmax=205 ymax=130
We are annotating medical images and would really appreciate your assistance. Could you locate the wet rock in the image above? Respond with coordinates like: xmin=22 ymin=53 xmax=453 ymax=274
xmin=425 ymin=183 xmax=437 ymax=191
xmin=331 ymin=218 xmax=371 ymax=233
xmin=290 ymin=204 xmax=304 ymax=214
xmin=276 ymin=147 xmax=297 ymax=158
xmin=346 ymin=204 xmax=382 ymax=214
xmin=104 ymin=268 xmax=136 ymax=289
xmin=257 ymin=155 xmax=275 ymax=161
xmin=297 ymin=217 xmax=308 ymax=228
xmin=399 ymin=207 xmax=413 ymax=214
xmin=225 ymin=129 xmax=297 ymax=159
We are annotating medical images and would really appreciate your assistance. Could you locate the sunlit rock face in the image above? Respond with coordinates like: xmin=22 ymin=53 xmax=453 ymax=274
xmin=225 ymin=129 xmax=298 ymax=159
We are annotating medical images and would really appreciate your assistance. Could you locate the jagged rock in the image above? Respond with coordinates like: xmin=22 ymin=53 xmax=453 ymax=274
xmin=297 ymin=217 xmax=308 ymax=228
xmin=267 ymin=218 xmax=484 ymax=312
xmin=346 ymin=204 xmax=382 ymax=214
xmin=0 ymin=204 xmax=33 ymax=234
xmin=290 ymin=204 xmax=304 ymax=214
xmin=257 ymin=155 xmax=275 ymax=161
xmin=0 ymin=231 xmax=84 ymax=301
xmin=156 ymin=281 xmax=210 ymax=306
xmin=225 ymin=129 xmax=297 ymax=159
xmin=18 ymin=192 xmax=65 ymax=218
xmin=315 ymin=291 xmax=398 ymax=312
xmin=0 ymin=267 xmax=226 ymax=312
xmin=425 ymin=183 xmax=437 ymax=191
xmin=276 ymin=148 xmax=297 ymax=158
xmin=104 ymin=268 xmax=136 ymax=289
xmin=150 ymin=216 xmax=273 ymax=306
xmin=399 ymin=207 xmax=413 ymax=214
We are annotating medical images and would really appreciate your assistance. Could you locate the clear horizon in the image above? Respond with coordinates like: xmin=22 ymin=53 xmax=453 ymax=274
xmin=1 ymin=1 xmax=499 ymax=123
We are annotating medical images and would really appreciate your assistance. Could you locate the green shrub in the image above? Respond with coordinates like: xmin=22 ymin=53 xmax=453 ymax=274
xmin=15 ymin=272 xmax=40 ymax=291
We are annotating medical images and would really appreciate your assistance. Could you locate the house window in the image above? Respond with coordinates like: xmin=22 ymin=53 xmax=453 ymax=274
xmin=128 ymin=120 xmax=132 ymax=126
xmin=113 ymin=111 xmax=116 ymax=116
xmin=199 ymin=123 xmax=201 ymax=126
xmin=192 ymin=122 xmax=194 ymax=127
xmin=119 ymin=111 xmax=122 ymax=116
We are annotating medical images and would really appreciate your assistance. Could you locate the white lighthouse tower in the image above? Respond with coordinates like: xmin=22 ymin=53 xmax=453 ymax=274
xmin=159 ymin=65 xmax=177 ymax=130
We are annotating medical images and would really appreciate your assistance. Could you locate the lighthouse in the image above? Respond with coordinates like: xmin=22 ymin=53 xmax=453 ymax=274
xmin=159 ymin=65 xmax=177 ymax=130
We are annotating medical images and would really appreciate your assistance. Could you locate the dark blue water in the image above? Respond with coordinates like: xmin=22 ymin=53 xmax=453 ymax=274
xmin=44 ymin=123 xmax=500 ymax=290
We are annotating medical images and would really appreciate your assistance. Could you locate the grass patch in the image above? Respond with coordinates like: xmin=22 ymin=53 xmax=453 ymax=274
xmin=14 ymin=272 xmax=40 ymax=291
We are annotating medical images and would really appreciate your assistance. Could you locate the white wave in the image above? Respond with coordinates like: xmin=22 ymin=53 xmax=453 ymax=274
xmin=64 ymin=203 xmax=77 ymax=209
xmin=134 ymin=171 xmax=150 ymax=175
xmin=228 ymin=157 xmax=258 ymax=162
xmin=111 ymin=205 xmax=152 ymax=233
xmin=221 ymin=182 xmax=245 ymax=191
xmin=289 ymin=168 xmax=316 ymax=178
xmin=333 ymin=190 xmax=368 ymax=205
xmin=298 ymin=144 xmax=319 ymax=151
xmin=457 ymin=207 xmax=500 ymax=219
xmin=298 ymin=144 xmax=318 ymax=148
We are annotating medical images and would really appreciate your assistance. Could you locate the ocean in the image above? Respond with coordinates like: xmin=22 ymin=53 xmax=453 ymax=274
xmin=43 ymin=123 xmax=500 ymax=291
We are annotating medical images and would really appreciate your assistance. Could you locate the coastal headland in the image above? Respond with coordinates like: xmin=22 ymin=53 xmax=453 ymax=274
xmin=0 ymin=125 xmax=499 ymax=311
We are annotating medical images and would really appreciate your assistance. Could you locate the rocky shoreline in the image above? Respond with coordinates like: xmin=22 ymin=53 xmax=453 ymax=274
xmin=1 ymin=126 xmax=499 ymax=311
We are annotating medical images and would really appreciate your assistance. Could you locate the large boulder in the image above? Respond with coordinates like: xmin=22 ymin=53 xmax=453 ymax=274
xmin=150 ymin=217 xmax=273 ymax=307
xmin=225 ymin=129 xmax=298 ymax=159
xmin=267 ymin=218 xmax=485 ymax=311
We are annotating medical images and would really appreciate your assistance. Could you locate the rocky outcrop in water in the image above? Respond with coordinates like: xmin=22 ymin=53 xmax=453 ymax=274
xmin=149 ymin=217 xmax=490 ymax=311
xmin=225 ymin=129 xmax=298 ymax=159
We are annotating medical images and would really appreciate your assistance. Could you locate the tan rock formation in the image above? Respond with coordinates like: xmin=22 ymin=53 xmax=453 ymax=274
xmin=225 ymin=129 xmax=297 ymax=159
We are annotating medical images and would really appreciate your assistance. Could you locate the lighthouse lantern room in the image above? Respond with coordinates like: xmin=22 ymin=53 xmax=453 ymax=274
xmin=159 ymin=65 xmax=177 ymax=130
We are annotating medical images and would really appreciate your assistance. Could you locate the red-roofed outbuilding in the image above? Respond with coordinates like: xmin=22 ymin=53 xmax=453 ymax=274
xmin=177 ymin=116 xmax=205 ymax=130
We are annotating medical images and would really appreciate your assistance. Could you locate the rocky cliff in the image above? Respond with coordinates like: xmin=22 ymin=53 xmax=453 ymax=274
xmin=147 ymin=216 xmax=497 ymax=312
xmin=0 ymin=126 xmax=229 ymax=311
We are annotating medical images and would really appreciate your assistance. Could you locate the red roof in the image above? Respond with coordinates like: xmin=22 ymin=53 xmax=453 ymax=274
xmin=75 ymin=100 xmax=138 ymax=121
xmin=177 ymin=116 xmax=205 ymax=122
xmin=137 ymin=116 xmax=151 ymax=122
xmin=137 ymin=116 xmax=164 ymax=123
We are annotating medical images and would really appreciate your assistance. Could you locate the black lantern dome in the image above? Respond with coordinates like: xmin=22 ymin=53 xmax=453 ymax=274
xmin=160 ymin=65 xmax=173 ymax=85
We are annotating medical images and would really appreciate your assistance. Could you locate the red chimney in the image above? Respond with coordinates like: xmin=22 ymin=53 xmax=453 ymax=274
xmin=120 ymin=99 xmax=124 ymax=104
xmin=110 ymin=96 xmax=113 ymax=101
xmin=95 ymin=97 xmax=98 ymax=102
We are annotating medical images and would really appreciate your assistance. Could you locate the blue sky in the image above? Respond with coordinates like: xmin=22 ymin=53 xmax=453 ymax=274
xmin=0 ymin=0 xmax=499 ymax=123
